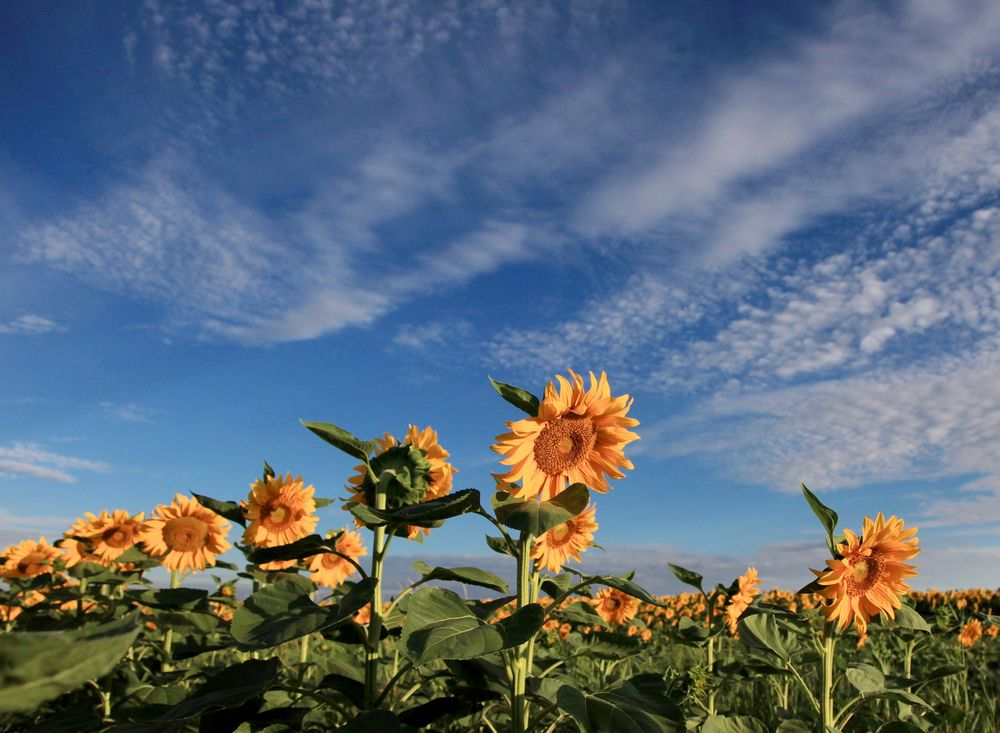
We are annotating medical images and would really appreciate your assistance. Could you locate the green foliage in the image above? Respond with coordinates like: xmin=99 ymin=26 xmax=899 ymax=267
xmin=493 ymin=482 xmax=590 ymax=535
xmin=488 ymin=376 xmax=540 ymax=416
xmin=0 ymin=613 xmax=141 ymax=713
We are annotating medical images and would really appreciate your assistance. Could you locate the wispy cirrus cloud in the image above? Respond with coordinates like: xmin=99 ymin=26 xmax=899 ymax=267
xmin=0 ymin=442 xmax=110 ymax=483
xmin=0 ymin=315 xmax=65 ymax=335
xmin=100 ymin=401 xmax=157 ymax=424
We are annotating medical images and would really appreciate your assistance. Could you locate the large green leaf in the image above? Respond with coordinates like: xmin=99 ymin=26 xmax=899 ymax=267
xmin=230 ymin=575 xmax=327 ymax=650
xmin=884 ymin=604 xmax=931 ymax=633
xmin=701 ymin=716 xmax=768 ymax=733
xmin=154 ymin=658 xmax=279 ymax=722
xmin=301 ymin=420 xmax=377 ymax=463
xmin=494 ymin=483 xmax=589 ymax=536
xmin=488 ymin=376 xmax=540 ymax=416
xmin=127 ymin=587 xmax=208 ymax=610
xmin=563 ymin=568 xmax=667 ymax=608
xmin=0 ymin=612 xmax=141 ymax=713
xmin=556 ymin=675 xmax=684 ymax=733
xmin=348 ymin=488 xmax=481 ymax=528
xmin=667 ymin=564 xmax=705 ymax=595
xmin=846 ymin=663 xmax=886 ymax=693
xmin=411 ymin=560 xmax=509 ymax=594
xmin=401 ymin=587 xmax=544 ymax=665
xmin=738 ymin=613 xmax=798 ymax=663
xmin=247 ymin=533 xmax=347 ymax=565
xmin=191 ymin=492 xmax=246 ymax=527
xmin=800 ymin=483 xmax=839 ymax=556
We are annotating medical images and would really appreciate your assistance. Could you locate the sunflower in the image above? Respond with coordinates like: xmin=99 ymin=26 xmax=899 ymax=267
xmin=139 ymin=494 xmax=232 ymax=572
xmin=0 ymin=538 xmax=61 ymax=578
xmin=345 ymin=426 xmax=455 ymax=538
xmin=958 ymin=619 xmax=983 ymax=647
xmin=60 ymin=514 xmax=105 ymax=568
xmin=307 ymin=529 xmax=367 ymax=588
xmin=243 ymin=472 xmax=318 ymax=548
xmin=725 ymin=566 xmax=761 ymax=635
xmin=492 ymin=370 xmax=639 ymax=502
xmin=813 ymin=513 xmax=920 ymax=635
xmin=85 ymin=509 xmax=145 ymax=563
xmin=532 ymin=504 xmax=598 ymax=573
xmin=594 ymin=587 xmax=640 ymax=625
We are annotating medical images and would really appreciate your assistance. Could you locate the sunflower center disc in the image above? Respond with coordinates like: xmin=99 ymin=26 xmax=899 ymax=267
xmin=163 ymin=516 xmax=210 ymax=552
xmin=846 ymin=553 xmax=884 ymax=596
xmin=533 ymin=416 xmax=598 ymax=475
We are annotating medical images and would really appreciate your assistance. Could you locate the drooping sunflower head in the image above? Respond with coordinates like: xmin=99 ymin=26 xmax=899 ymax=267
xmin=139 ymin=494 xmax=232 ymax=572
xmin=492 ymin=370 xmax=639 ymax=502
xmin=243 ymin=472 xmax=319 ymax=548
xmin=725 ymin=566 xmax=761 ymax=635
xmin=532 ymin=503 xmax=598 ymax=573
xmin=594 ymin=587 xmax=640 ymax=625
xmin=814 ymin=513 xmax=920 ymax=636
xmin=307 ymin=529 xmax=367 ymax=588
xmin=0 ymin=537 xmax=61 ymax=578
xmin=345 ymin=427 xmax=455 ymax=533
xmin=59 ymin=513 xmax=105 ymax=568
xmin=85 ymin=509 xmax=145 ymax=563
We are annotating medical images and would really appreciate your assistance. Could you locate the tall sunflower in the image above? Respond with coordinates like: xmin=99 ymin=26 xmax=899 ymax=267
xmin=345 ymin=425 xmax=455 ymax=538
xmin=60 ymin=514 xmax=104 ymax=568
xmin=86 ymin=509 xmax=145 ymax=563
xmin=532 ymin=504 xmax=598 ymax=573
xmin=594 ymin=587 xmax=640 ymax=625
xmin=243 ymin=472 xmax=319 ymax=548
xmin=813 ymin=513 xmax=920 ymax=635
xmin=0 ymin=538 xmax=61 ymax=578
xmin=307 ymin=529 xmax=367 ymax=588
xmin=139 ymin=494 xmax=232 ymax=572
xmin=492 ymin=370 xmax=639 ymax=502
xmin=725 ymin=566 xmax=761 ymax=635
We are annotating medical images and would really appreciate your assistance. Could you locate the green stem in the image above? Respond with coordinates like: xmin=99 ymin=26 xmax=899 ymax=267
xmin=364 ymin=481 xmax=388 ymax=710
xmin=511 ymin=530 xmax=535 ymax=733
xmin=162 ymin=570 xmax=180 ymax=672
xmin=821 ymin=631 xmax=835 ymax=733
xmin=707 ymin=635 xmax=716 ymax=715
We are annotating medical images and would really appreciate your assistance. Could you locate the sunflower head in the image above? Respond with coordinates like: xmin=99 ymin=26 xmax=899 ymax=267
xmin=532 ymin=504 xmax=598 ymax=573
xmin=86 ymin=509 xmax=145 ymax=563
xmin=0 ymin=538 xmax=61 ymax=579
xmin=345 ymin=427 xmax=455 ymax=536
xmin=958 ymin=619 xmax=983 ymax=647
xmin=594 ymin=587 xmax=640 ymax=625
xmin=492 ymin=370 xmax=639 ymax=502
xmin=307 ymin=529 xmax=367 ymax=588
xmin=725 ymin=566 xmax=761 ymax=635
xmin=139 ymin=494 xmax=232 ymax=572
xmin=813 ymin=513 xmax=920 ymax=636
xmin=243 ymin=472 xmax=319 ymax=548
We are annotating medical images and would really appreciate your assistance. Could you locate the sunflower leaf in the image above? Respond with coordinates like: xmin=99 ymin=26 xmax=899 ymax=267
xmin=0 ymin=612 xmax=141 ymax=713
xmin=192 ymin=492 xmax=246 ymax=527
xmin=301 ymin=420 xmax=377 ymax=464
xmin=411 ymin=561 xmax=510 ymax=594
xmin=247 ymin=533 xmax=346 ymax=565
xmin=494 ymin=483 xmax=589 ymax=536
xmin=348 ymin=488 xmax=481 ymax=528
xmin=800 ymin=483 xmax=839 ymax=556
xmin=555 ymin=675 xmax=685 ymax=733
xmin=667 ymin=563 xmax=705 ymax=595
xmin=488 ymin=376 xmax=540 ymax=417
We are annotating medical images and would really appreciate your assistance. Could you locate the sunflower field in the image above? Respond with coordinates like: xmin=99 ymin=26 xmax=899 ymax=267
xmin=1 ymin=372 xmax=997 ymax=732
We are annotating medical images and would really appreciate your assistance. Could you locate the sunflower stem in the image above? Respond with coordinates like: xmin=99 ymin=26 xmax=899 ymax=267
xmin=821 ymin=628 xmax=836 ymax=733
xmin=511 ymin=529 xmax=535 ymax=733
xmin=364 ymin=484 xmax=388 ymax=710
xmin=162 ymin=569 xmax=180 ymax=672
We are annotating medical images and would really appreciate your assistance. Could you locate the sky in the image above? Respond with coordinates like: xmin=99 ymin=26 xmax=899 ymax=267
xmin=1 ymin=0 xmax=999 ymax=594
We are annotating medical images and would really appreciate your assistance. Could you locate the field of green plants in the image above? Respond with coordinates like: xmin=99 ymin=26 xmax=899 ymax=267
xmin=1 ymin=372 xmax=997 ymax=732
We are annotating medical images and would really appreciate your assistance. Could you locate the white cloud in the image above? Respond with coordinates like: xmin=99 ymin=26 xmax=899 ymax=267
xmin=0 ymin=315 xmax=65 ymax=335
xmin=575 ymin=1 xmax=1000 ymax=265
xmin=0 ymin=443 xmax=110 ymax=484
xmin=100 ymin=401 xmax=156 ymax=424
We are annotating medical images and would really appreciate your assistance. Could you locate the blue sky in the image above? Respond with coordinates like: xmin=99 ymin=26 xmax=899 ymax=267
xmin=2 ymin=0 xmax=999 ymax=593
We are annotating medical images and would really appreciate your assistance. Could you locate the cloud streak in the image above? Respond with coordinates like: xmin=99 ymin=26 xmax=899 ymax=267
xmin=0 ymin=443 xmax=110 ymax=484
